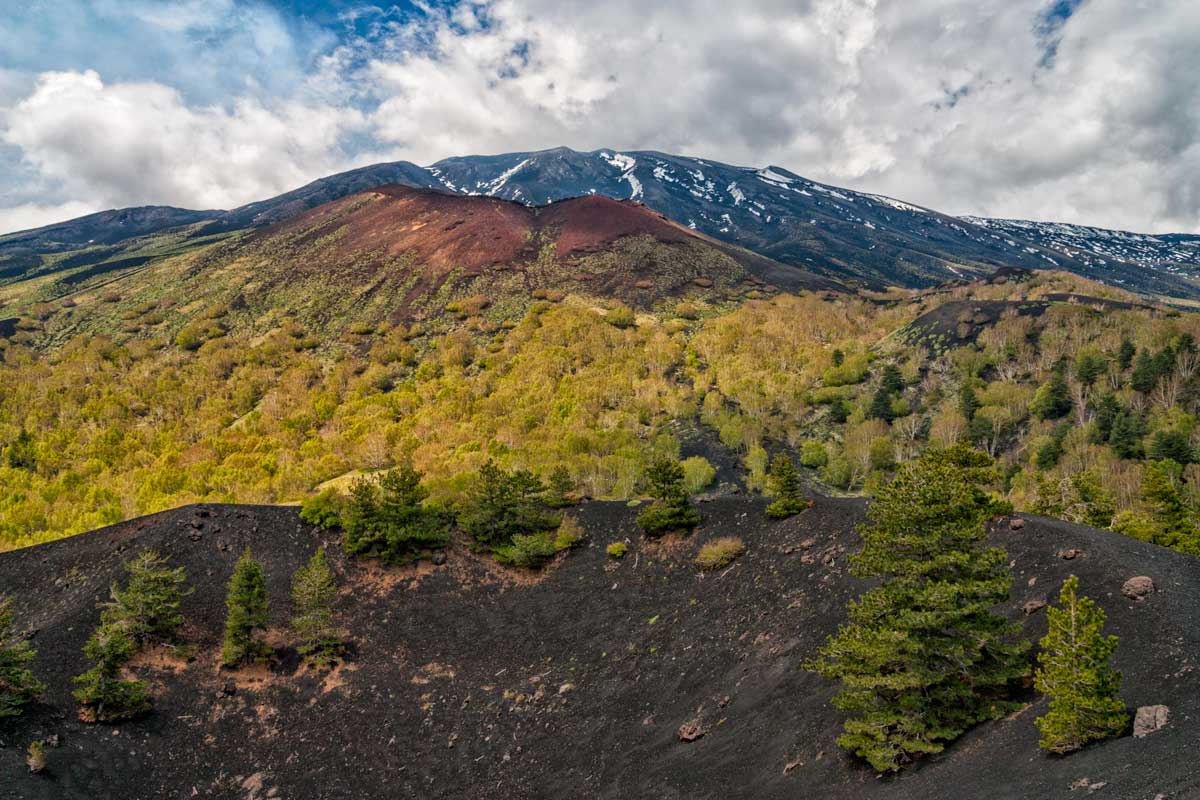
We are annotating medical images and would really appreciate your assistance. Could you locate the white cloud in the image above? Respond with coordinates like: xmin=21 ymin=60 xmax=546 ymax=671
xmin=2 ymin=70 xmax=369 ymax=213
xmin=0 ymin=200 xmax=102 ymax=236
xmin=1 ymin=0 xmax=1197 ymax=234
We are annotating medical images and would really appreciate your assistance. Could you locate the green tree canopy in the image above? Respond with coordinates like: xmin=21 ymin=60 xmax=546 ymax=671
xmin=0 ymin=596 xmax=45 ymax=717
xmin=766 ymin=453 xmax=808 ymax=518
xmin=101 ymin=549 xmax=189 ymax=645
xmin=636 ymin=456 xmax=702 ymax=536
xmin=1034 ymin=576 xmax=1128 ymax=753
xmin=221 ymin=548 xmax=271 ymax=668
xmin=458 ymin=460 xmax=559 ymax=550
xmin=806 ymin=446 xmax=1029 ymax=772
xmin=343 ymin=464 xmax=450 ymax=563
xmin=291 ymin=548 xmax=343 ymax=666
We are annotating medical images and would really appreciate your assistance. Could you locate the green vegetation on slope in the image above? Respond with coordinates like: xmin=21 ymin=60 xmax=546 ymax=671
xmin=2 ymin=262 xmax=1200 ymax=560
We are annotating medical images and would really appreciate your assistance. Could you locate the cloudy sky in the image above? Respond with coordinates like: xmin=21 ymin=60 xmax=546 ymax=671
xmin=0 ymin=0 xmax=1197 ymax=235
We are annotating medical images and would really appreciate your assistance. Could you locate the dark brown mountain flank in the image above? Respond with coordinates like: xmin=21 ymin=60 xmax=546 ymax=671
xmin=265 ymin=186 xmax=699 ymax=273
xmin=248 ymin=184 xmax=835 ymax=294
xmin=2 ymin=496 xmax=1196 ymax=799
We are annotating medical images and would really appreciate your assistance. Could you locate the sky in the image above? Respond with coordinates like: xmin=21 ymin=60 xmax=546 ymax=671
xmin=0 ymin=0 xmax=1197 ymax=235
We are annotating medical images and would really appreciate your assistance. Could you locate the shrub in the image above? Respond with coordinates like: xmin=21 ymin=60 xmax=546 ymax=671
xmin=300 ymin=488 xmax=344 ymax=529
xmin=680 ymin=456 xmax=717 ymax=494
xmin=26 ymin=740 xmax=45 ymax=774
xmin=342 ymin=465 xmax=450 ymax=563
xmin=291 ymin=548 xmax=343 ymax=666
xmin=800 ymin=440 xmax=829 ymax=468
xmin=174 ymin=326 xmax=205 ymax=351
xmin=553 ymin=515 xmax=585 ymax=550
xmin=1034 ymin=576 xmax=1128 ymax=753
xmin=0 ymin=596 xmax=45 ymax=717
xmin=221 ymin=549 xmax=271 ymax=668
xmin=695 ymin=537 xmax=745 ymax=570
xmin=605 ymin=305 xmax=636 ymax=329
xmin=675 ymin=302 xmax=699 ymax=320
xmin=493 ymin=532 xmax=558 ymax=568
xmin=636 ymin=457 xmax=701 ymax=537
xmin=606 ymin=542 xmax=628 ymax=559
xmin=72 ymin=624 xmax=150 ymax=722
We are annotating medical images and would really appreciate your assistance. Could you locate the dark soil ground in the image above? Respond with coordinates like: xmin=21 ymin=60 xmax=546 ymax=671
xmin=1 ymin=496 xmax=1197 ymax=800
xmin=897 ymin=293 xmax=1159 ymax=350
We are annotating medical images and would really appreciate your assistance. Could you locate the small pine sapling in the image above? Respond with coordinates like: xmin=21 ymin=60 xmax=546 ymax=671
xmin=1034 ymin=575 xmax=1129 ymax=753
xmin=221 ymin=549 xmax=271 ymax=668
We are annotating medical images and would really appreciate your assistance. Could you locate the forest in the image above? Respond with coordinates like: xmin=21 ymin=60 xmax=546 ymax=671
xmin=1 ymin=267 xmax=1199 ymax=558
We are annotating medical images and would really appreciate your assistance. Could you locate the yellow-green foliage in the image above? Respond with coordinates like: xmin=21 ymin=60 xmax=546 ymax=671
xmin=680 ymin=456 xmax=717 ymax=494
xmin=606 ymin=542 xmax=627 ymax=559
xmin=4 ymin=266 xmax=1200 ymax=557
xmin=695 ymin=536 xmax=745 ymax=570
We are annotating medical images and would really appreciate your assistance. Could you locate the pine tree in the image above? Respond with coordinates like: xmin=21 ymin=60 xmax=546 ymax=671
xmin=291 ymin=548 xmax=343 ymax=666
xmin=5 ymin=428 xmax=36 ymax=470
xmin=1034 ymin=576 xmax=1128 ymax=753
xmin=1071 ymin=471 xmax=1116 ymax=529
xmin=636 ymin=456 xmax=702 ymax=536
xmin=545 ymin=465 xmax=577 ymax=508
xmin=72 ymin=622 xmax=150 ymax=722
xmin=1088 ymin=394 xmax=1121 ymax=444
xmin=0 ymin=596 xmax=45 ymax=717
xmin=1130 ymin=350 xmax=1161 ymax=393
xmin=1108 ymin=412 xmax=1145 ymax=459
xmin=1148 ymin=429 xmax=1194 ymax=465
xmin=959 ymin=384 xmax=980 ymax=421
xmin=459 ymin=460 xmax=558 ymax=549
xmin=1140 ymin=461 xmax=1200 ymax=554
xmin=1117 ymin=337 xmax=1136 ymax=371
xmin=880 ymin=364 xmax=905 ymax=394
xmin=221 ymin=549 xmax=270 ymax=668
xmin=343 ymin=465 xmax=449 ymax=562
xmin=765 ymin=453 xmax=808 ymax=518
xmin=1074 ymin=352 xmax=1108 ymax=386
xmin=868 ymin=388 xmax=895 ymax=422
xmin=101 ymin=549 xmax=189 ymax=645
xmin=806 ymin=446 xmax=1029 ymax=772
xmin=1031 ymin=369 xmax=1072 ymax=420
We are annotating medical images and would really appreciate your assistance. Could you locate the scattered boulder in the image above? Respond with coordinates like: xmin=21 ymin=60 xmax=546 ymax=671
xmin=1023 ymin=599 xmax=1047 ymax=615
xmin=1009 ymin=517 xmax=1025 ymax=531
xmin=1121 ymin=576 xmax=1155 ymax=600
xmin=677 ymin=718 xmax=707 ymax=742
xmin=1057 ymin=548 xmax=1082 ymax=560
xmin=1133 ymin=705 xmax=1170 ymax=738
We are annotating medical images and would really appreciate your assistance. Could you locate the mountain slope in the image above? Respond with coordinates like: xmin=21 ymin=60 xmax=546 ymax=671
xmin=4 ymin=148 xmax=1198 ymax=299
xmin=1 ymin=496 xmax=1195 ymax=799
xmin=22 ymin=185 xmax=831 ymax=346
xmin=962 ymin=216 xmax=1200 ymax=291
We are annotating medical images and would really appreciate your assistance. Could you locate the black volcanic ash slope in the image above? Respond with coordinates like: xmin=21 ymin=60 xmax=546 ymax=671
xmin=1 ymin=497 xmax=1197 ymax=800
